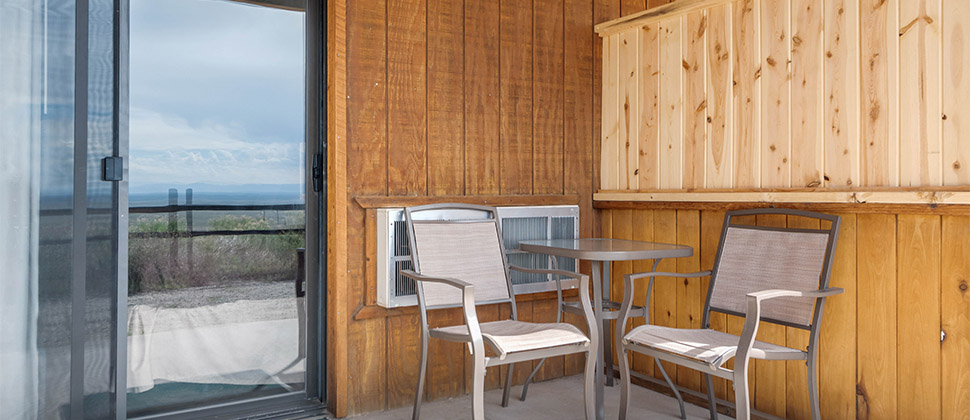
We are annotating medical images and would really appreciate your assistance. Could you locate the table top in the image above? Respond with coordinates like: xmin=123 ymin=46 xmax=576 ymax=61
xmin=519 ymin=238 xmax=693 ymax=261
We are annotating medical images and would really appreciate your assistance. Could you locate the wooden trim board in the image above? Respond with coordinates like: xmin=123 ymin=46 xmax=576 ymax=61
xmin=594 ymin=0 xmax=732 ymax=36
xmin=594 ymin=189 xmax=970 ymax=205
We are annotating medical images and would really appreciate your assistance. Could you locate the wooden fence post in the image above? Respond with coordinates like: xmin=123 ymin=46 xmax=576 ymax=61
xmin=168 ymin=188 xmax=178 ymax=271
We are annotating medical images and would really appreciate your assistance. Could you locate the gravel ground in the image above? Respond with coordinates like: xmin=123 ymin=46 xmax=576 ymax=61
xmin=128 ymin=280 xmax=296 ymax=308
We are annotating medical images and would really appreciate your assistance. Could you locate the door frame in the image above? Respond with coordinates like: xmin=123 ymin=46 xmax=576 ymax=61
xmin=113 ymin=0 xmax=328 ymax=418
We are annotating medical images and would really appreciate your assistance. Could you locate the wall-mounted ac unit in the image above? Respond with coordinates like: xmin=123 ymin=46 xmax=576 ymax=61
xmin=376 ymin=205 xmax=580 ymax=308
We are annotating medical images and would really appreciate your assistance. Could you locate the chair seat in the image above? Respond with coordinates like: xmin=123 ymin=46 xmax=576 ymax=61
xmin=432 ymin=320 xmax=589 ymax=358
xmin=623 ymin=325 xmax=804 ymax=368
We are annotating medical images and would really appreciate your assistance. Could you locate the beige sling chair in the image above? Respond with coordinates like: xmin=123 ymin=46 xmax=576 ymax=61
xmin=615 ymin=208 xmax=843 ymax=420
xmin=403 ymin=203 xmax=598 ymax=420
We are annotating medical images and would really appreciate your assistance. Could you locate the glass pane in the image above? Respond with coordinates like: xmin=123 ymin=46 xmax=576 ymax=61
xmin=0 ymin=0 xmax=77 ymax=418
xmin=125 ymin=0 xmax=306 ymax=416
xmin=85 ymin=0 xmax=122 ymax=417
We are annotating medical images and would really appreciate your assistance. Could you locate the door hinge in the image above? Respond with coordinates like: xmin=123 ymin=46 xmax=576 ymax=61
xmin=102 ymin=156 xmax=123 ymax=181
xmin=312 ymin=153 xmax=323 ymax=192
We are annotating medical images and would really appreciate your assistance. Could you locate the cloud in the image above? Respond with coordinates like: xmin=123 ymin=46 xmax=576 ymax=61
xmin=129 ymin=107 xmax=302 ymax=187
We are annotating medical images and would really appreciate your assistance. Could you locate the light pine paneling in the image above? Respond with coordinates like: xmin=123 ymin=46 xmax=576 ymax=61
xmin=599 ymin=0 xmax=969 ymax=191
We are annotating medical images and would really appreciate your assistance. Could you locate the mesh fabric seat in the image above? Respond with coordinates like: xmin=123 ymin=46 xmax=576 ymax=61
xmin=433 ymin=320 xmax=589 ymax=358
xmin=623 ymin=325 xmax=803 ymax=368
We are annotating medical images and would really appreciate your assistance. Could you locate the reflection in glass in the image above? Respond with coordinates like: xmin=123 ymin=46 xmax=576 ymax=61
xmin=125 ymin=0 xmax=306 ymax=416
xmin=1 ymin=0 xmax=77 ymax=418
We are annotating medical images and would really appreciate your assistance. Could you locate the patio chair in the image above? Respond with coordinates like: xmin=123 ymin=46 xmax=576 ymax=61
xmin=403 ymin=203 xmax=598 ymax=420
xmin=615 ymin=208 xmax=843 ymax=420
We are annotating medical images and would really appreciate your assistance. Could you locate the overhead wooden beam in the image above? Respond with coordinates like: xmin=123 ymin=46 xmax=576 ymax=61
xmin=594 ymin=188 xmax=970 ymax=206
xmin=594 ymin=0 xmax=732 ymax=36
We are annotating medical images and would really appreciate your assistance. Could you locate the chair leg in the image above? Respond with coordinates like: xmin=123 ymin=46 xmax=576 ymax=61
xmin=617 ymin=345 xmax=632 ymax=420
xmin=471 ymin=351 xmax=486 ymax=420
xmin=704 ymin=373 xmax=718 ymax=420
xmin=584 ymin=348 xmax=598 ymax=420
xmin=501 ymin=364 xmax=515 ymax=407
xmin=604 ymin=318 xmax=615 ymax=386
xmin=655 ymin=359 xmax=686 ymax=420
xmin=411 ymin=335 xmax=429 ymax=420
xmin=732 ymin=360 xmax=751 ymax=420
xmin=808 ymin=358 xmax=821 ymax=420
xmin=520 ymin=358 xmax=546 ymax=401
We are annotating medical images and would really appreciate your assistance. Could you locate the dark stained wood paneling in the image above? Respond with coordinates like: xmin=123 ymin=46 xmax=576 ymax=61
xmin=464 ymin=0 xmax=501 ymax=195
xmin=500 ymin=0 xmax=535 ymax=194
xmin=387 ymin=0 xmax=428 ymax=195
xmin=427 ymin=0 xmax=465 ymax=196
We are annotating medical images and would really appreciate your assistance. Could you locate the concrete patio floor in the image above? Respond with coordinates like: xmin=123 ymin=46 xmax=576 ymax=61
xmin=351 ymin=374 xmax=714 ymax=420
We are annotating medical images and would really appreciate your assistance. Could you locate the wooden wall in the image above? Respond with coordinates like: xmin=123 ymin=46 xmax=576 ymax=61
xmin=599 ymin=0 xmax=970 ymax=191
xmin=597 ymin=206 xmax=970 ymax=420
xmin=327 ymin=0 xmax=678 ymax=416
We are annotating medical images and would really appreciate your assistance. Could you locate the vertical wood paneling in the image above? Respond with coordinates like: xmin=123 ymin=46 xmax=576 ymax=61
xmin=638 ymin=24 xmax=661 ymax=189
xmin=618 ymin=29 xmax=640 ymax=189
xmin=943 ymin=0 xmax=970 ymax=185
xmin=823 ymin=0 xmax=861 ymax=188
xmin=899 ymin=0 xmax=943 ymax=187
xmin=500 ymin=0 xmax=534 ymax=194
xmin=733 ymin=0 xmax=760 ymax=188
xmin=856 ymin=214 xmax=897 ymax=420
xmin=659 ymin=18 xmax=684 ymax=189
xmin=631 ymin=209 xmax=655 ymax=377
xmin=790 ymin=0 xmax=823 ymax=188
xmin=860 ymin=0 xmax=895 ymax=187
xmin=386 ymin=314 xmax=420 ymax=408
xmin=785 ymin=215 xmax=819 ymax=420
xmin=896 ymin=214 xmax=942 ymax=419
xmin=347 ymin=0 xmax=389 ymax=412
xmin=602 ymin=35 xmax=621 ymax=189
xmin=683 ymin=11 xmax=708 ymax=189
xmin=653 ymin=209 xmax=678 ymax=378
xmin=594 ymin=0 xmax=621 ymax=196
xmin=534 ymin=0 xmax=566 ymax=194
xmin=819 ymin=213 xmax=857 ymax=419
xmin=426 ymin=309 xmax=467 ymax=400
xmin=700 ymin=210 xmax=727 ymax=400
xmin=427 ymin=0 xmax=464 ymax=196
xmin=675 ymin=210 xmax=702 ymax=389
xmin=759 ymin=0 xmax=790 ymax=188
xmin=706 ymin=3 xmax=733 ymax=188
xmin=464 ymin=0 xmax=501 ymax=195
xmin=753 ymin=214 xmax=788 ymax=417
xmin=387 ymin=0 xmax=428 ymax=195
xmin=611 ymin=209 xmax=635 ymax=365
xmin=941 ymin=215 xmax=970 ymax=420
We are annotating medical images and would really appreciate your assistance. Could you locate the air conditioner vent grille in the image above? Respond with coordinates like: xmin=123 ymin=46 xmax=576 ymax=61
xmin=377 ymin=205 xmax=580 ymax=307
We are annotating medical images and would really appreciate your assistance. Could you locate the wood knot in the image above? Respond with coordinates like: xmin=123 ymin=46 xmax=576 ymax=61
xmin=954 ymin=161 xmax=962 ymax=170
xmin=960 ymin=281 xmax=968 ymax=292
xmin=766 ymin=56 xmax=777 ymax=66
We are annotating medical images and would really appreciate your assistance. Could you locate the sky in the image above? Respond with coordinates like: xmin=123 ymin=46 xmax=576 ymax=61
xmin=129 ymin=0 xmax=305 ymax=193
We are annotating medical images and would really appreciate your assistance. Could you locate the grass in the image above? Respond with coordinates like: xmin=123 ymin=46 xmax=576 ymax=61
xmin=128 ymin=212 xmax=305 ymax=294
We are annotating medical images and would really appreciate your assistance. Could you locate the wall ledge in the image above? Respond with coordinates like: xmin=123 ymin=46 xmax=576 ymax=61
xmin=594 ymin=189 xmax=970 ymax=215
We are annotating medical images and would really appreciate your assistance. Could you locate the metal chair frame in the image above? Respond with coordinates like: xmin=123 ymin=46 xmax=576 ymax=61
xmin=615 ymin=208 xmax=844 ymax=420
xmin=402 ymin=203 xmax=599 ymax=420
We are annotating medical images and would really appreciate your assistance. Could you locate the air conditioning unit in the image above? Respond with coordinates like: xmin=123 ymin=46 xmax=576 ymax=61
xmin=376 ymin=205 xmax=580 ymax=308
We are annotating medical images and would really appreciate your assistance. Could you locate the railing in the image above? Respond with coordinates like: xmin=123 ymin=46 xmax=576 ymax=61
xmin=129 ymin=188 xmax=307 ymax=287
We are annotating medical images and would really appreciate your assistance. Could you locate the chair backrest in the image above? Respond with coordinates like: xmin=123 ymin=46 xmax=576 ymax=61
xmin=405 ymin=203 xmax=515 ymax=310
xmin=704 ymin=208 xmax=840 ymax=329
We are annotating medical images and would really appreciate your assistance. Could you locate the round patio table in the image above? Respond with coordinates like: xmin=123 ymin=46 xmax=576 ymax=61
xmin=519 ymin=238 xmax=693 ymax=420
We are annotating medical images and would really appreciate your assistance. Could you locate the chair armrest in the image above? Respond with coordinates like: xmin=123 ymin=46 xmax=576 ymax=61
xmin=745 ymin=287 xmax=844 ymax=302
xmin=400 ymin=269 xmax=474 ymax=290
xmin=734 ymin=287 xmax=844 ymax=366
xmin=400 ymin=270 xmax=484 ymax=350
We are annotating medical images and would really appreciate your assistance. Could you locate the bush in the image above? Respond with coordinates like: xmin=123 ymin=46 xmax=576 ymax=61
xmin=128 ymin=213 xmax=305 ymax=294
